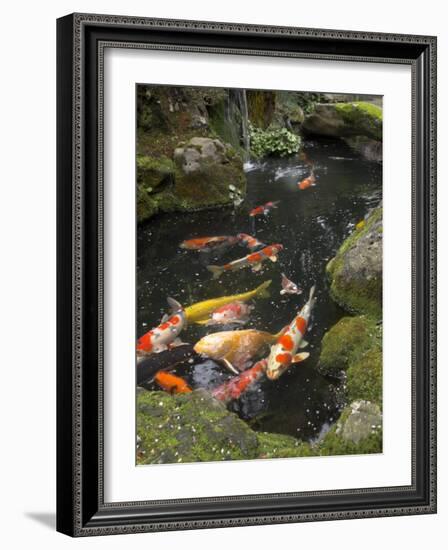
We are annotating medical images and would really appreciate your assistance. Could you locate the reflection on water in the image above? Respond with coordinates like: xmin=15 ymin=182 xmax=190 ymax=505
xmin=137 ymin=139 xmax=382 ymax=440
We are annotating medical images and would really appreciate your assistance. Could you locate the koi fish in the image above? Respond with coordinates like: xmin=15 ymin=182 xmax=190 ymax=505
xmin=202 ymin=301 xmax=254 ymax=326
xmin=298 ymin=172 xmax=316 ymax=190
xmin=194 ymin=328 xmax=283 ymax=372
xmin=249 ymin=201 xmax=280 ymax=217
xmin=266 ymin=285 xmax=316 ymax=380
xmin=206 ymin=244 xmax=283 ymax=280
xmin=212 ymin=359 xmax=268 ymax=403
xmin=136 ymin=297 xmax=186 ymax=354
xmin=154 ymin=371 xmax=192 ymax=394
xmin=356 ymin=219 xmax=366 ymax=230
xmin=237 ymin=233 xmax=265 ymax=250
xmin=280 ymin=273 xmax=303 ymax=296
xmin=180 ymin=235 xmax=239 ymax=252
xmin=184 ymin=280 xmax=271 ymax=324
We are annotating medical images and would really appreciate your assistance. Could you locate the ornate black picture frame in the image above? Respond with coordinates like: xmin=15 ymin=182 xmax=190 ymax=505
xmin=57 ymin=13 xmax=437 ymax=536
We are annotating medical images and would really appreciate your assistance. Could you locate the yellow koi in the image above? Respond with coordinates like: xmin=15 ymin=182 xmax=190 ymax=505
xmin=184 ymin=280 xmax=271 ymax=324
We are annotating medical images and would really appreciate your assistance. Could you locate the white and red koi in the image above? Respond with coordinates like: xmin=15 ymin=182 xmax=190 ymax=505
xmin=266 ymin=285 xmax=316 ymax=380
xmin=180 ymin=235 xmax=239 ymax=252
xmin=280 ymin=273 xmax=303 ymax=296
xmin=249 ymin=201 xmax=280 ymax=217
xmin=212 ymin=359 xmax=268 ymax=403
xmin=237 ymin=233 xmax=265 ymax=250
xmin=206 ymin=244 xmax=283 ymax=279
xmin=203 ymin=301 xmax=254 ymax=326
xmin=136 ymin=297 xmax=187 ymax=354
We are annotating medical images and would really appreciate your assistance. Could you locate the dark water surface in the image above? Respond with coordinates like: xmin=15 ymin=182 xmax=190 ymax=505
xmin=137 ymin=139 xmax=382 ymax=440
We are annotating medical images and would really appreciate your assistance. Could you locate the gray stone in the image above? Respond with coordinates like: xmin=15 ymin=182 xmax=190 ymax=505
xmin=339 ymin=400 xmax=382 ymax=445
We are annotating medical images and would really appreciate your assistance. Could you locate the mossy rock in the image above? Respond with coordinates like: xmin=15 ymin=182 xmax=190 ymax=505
xmin=318 ymin=316 xmax=380 ymax=376
xmin=136 ymin=137 xmax=246 ymax=223
xmin=318 ymin=400 xmax=382 ymax=455
xmin=303 ymin=101 xmax=382 ymax=141
xmin=137 ymin=389 xmax=259 ymax=464
xmin=327 ymin=206 xmax=382 ymax=319
xmin=173 ymin=137 xmax=246 ymax=210
xmin=346 ymin=347 xmax=382 ymax=404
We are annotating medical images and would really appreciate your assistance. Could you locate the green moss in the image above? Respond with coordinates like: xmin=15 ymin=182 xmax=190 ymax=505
xmin=327 ymin=207 xmax=382 ymax=319
xmin=318 ymin=316 xmax=380 ymax=376
xmin=257 ymin=432 xmax=314 ymax=459
xmin=346 ymin=347 xmax=383 ymax=404
xmin=137 ymin=155 xmax=175 ymax=186
xmin=247 ymin=90 xmax=276 ymax=129
xmin=333 ymin=101 xmax=382 ymax=140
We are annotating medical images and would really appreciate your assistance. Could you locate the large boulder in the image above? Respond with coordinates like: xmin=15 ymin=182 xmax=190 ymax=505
xmin=303 ymin=101 xmax=382 ymax=160
xmin=303 ymin=101 xmax=382 ymax=140
xmin=326 ymin=206 xmax=382 ymax=319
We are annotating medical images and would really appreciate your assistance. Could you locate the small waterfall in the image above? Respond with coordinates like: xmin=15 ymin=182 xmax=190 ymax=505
xmin=238 ymin=90 xmax=250 ymax=160
xmin=227 ymin=90 xmax=250 ymax=161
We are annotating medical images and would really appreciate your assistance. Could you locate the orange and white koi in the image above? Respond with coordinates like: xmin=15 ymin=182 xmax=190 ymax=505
xmin=206 ymin=244 xmax=284 ymax=280
xmin=249 ymin=201 xmax=280 ymax=217
xmin=154 ymin=371 xmax=192 ymax=394
xmin=298 ymin=172 xmax=316 ymax=190
xmin=266 ymin=285 xmax=315 ymax=380
xmin=280 ymin=273 xmax=303 ymax=296
xmin=180 ymin=235 xmax=239 ymax=252
xmin=212 ymin=359 xmax=268 ymax=403
xmin=237 ymin=233 xmax=265 ymax=250
xmin=204 ymin=301 xmax=254 ymax=326
xmin=136 ymin=298 xmax=187 ymax=354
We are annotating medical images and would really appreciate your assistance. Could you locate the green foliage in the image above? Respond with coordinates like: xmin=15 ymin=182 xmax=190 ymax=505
xmin=249 ymin=123 xmax=302 ymax=158
xmin=295 ymin=91 xmax=327 ymax=114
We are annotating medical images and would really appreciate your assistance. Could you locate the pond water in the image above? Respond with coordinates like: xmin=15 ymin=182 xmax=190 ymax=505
xmin=137 ymin=138 xmax=382 ymax=441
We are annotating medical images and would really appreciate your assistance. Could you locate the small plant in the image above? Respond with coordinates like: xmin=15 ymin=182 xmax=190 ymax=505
xmin=249 ymin=123 xmax=301 ymax=158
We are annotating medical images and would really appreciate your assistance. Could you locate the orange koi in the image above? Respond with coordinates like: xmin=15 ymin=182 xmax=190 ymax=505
xmin=180 ymin=235 xmax=239 ymax=252
xmin=298 ymin=172 xmax=316 ymax=190
xmin=154 ymin=371 xmax=192 ymax=394
xmin=249 ymin=201 xmax=280 ymax=217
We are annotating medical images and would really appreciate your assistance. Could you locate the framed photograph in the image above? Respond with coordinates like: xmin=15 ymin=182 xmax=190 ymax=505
xmin=56 ymin=13 xmax=437 ymax=536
